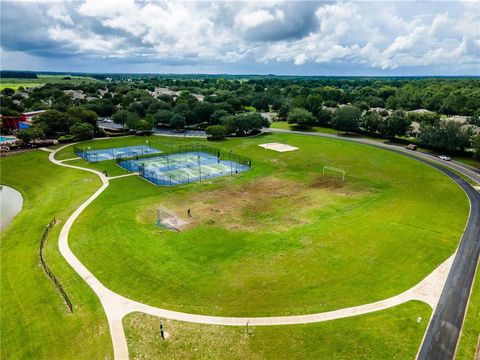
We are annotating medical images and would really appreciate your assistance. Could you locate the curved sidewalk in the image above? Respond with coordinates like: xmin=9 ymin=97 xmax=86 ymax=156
xmin=47 ymin=141 xmax=475 ymax=360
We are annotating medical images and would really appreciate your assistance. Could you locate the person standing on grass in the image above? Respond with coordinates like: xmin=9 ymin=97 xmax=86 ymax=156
xmin=188 ymin=208 xmax=191 ymax=217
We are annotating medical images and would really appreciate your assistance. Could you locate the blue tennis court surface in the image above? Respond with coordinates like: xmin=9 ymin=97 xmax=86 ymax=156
xmin=76 ymin=145 xmax=161 ymax=162
xmin=118 ymin=151 xmax=250 ymax=186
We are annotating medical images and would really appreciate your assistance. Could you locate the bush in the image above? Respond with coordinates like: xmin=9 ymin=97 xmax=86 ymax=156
xmin=16 ymin=126 xmax=44 ymax=144
xmin=58 ymin=134 xmax=75 ymax=143
xmin=205 ymin=125 xmax=227 ymax=140
xmin=96 ymin=128 xmax=106 ymax=138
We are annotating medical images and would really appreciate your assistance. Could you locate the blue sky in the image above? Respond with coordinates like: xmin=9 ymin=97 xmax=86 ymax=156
xmin=1 ymin=1 xmax=479 ymax=75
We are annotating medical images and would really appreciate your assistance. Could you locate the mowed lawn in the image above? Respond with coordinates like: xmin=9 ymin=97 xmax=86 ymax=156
xmin=0 ymin=151 xmax=113 ymax=359
xmin=455 ymin=267 xmax=480 ymax=359
xmin=124 ymin=301 xmax=431 ymax=359
xmin=57 ymin=133 xmax=469 ymax=317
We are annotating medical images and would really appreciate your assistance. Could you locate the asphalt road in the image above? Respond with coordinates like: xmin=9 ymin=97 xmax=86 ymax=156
xmin=268 ymin=128 xmax=480 ymax=359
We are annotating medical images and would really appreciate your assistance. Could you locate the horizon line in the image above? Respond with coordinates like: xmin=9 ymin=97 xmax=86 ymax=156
xmin=2 ymin=69 xmax=480 ymax=78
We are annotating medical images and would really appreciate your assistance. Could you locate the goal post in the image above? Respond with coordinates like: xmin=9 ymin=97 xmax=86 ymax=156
xmin=322 ymin=165 xmax=346 ymax=181
xmin=157 ymin=206 xmax=182 ymax=230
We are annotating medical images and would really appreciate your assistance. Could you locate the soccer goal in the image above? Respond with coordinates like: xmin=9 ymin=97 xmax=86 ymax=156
xmin=157 ymin=206 xmax=188 ymax=231
xmin=322 ymin=166 xmax=346 ymax=181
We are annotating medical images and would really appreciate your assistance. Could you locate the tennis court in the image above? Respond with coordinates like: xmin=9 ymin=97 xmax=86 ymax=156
xmin=75 ymin=145 xmax=161 ymax=162
xmin=119 ymin=151 xmax=250 ymax=186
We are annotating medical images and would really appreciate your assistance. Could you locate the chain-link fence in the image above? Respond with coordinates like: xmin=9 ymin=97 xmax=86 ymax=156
xmin=117 ymin=143 xmax=251 ymax=186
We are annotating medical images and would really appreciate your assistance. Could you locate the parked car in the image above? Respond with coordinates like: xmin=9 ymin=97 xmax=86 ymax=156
xmin=438 ymin=155 xmax=451 ymax=161
xmin=406 ymin=144 xmax=417 ymax=151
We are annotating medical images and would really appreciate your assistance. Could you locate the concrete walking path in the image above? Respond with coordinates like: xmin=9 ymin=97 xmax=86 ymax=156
xmin=108 ymin=173 xmax=139 ymax=180
xmin=59 ymin=157 xmax=81 ymax=162
xmin=46 ymin=143 xmax=468 ymax=359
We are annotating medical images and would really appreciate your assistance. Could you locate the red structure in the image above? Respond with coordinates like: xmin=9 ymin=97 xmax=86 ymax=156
xmin=0 ymin=110 xmax=45 ymax=130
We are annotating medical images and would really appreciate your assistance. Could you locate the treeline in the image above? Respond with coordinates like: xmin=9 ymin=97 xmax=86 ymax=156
xmin=285 ymin=105 xmax=478 ymax=156
xmin=0 ymin=76 xmax=478 ymax=153
xmin=0 ymin=71 xmax=38 ymax=79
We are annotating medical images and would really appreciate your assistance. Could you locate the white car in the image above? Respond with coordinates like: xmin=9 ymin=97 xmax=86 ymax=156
xmin=104 ymin=119 xmax=113 ymax=123
xmin=438 ymin=155 xmax=451 ymax=161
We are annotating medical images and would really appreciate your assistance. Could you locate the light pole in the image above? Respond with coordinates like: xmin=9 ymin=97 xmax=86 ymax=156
xmin=198 ymin=155 xmax=201 ymax=181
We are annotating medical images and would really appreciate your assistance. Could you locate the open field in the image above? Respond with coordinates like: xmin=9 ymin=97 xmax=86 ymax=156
xmin=0 ymin=150 xmax=112 ymax=359
xmin=55 ymin=134 xmax=468 ymax=317
xmin=0 ymin=83 xmax=43 ymax=91
xmin=0 ymin=75 xmax=99 ymax=91
xmin=124 ymin=301 xmax=431 ymax=359
xmin=270 ymin=122 xmax=480 ymax=170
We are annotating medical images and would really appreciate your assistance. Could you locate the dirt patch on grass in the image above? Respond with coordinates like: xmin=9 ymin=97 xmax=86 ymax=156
xmin=158 ymin=176 xmax=366 ymax=233
xmin=309 ymin=175 xmax=346 ymax=190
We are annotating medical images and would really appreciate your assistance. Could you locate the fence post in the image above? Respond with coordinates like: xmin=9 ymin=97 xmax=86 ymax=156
xmin=39 ymin=217 xmax=73 ymax=313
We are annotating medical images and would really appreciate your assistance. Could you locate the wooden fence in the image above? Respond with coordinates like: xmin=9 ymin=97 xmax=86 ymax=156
xmin=39 ymin=216 xmax=74 ymax=313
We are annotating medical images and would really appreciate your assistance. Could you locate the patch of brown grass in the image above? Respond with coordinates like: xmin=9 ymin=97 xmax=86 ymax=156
xmin=155 ymin=176 xmax=366 ymax=233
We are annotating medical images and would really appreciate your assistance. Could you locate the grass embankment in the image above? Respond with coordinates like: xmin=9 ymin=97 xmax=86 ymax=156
xmin=0 ymin=150 xmax=112 ymax=359
xmin=453 ymin=157 xmax=480 ymax=169
xmin=124 ymin=301 xmax=431 ymax=359
xmin=455 ymin=265 xmax=480 ymax=359
xmin=57 ymin=134 xmax=469 ymax=317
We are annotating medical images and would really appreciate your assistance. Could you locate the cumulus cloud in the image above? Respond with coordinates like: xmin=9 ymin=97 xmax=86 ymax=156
xmin=0 ymin=0 xmax=479 ymax=74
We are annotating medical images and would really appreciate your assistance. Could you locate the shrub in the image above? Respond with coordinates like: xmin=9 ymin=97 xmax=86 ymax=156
xmin=58 ymin=134 xmax=75 ymax=143
xmin=16 ymin=126 xmax=44 ymax=144
xmin=205 ymin=125 xmax=227 ymax=140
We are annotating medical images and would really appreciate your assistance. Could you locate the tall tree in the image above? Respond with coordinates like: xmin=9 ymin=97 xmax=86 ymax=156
xmin=379 ymin=110 xmax=411 ymax=139
xmin=331 ymin=106 xmax=362 ymax=133
xmin=287 ymin=108 xmax=316 ymax=129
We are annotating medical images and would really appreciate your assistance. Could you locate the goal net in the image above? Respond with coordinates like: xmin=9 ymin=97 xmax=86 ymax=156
xmin=322 ymin=166 xmax=346 ymax=181
xmin=156 ymin=206 xmax=188 ymax=231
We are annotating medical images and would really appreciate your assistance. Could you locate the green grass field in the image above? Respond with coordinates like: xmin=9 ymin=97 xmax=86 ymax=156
xmin=455 ymin=266 xmax=480 ymax=359
xmin=0 ymin=151 xmax=112 ymax=359
xmin=0 ymin=75 xmax=99 ymax=91
xmin=55 ymin=134 xmax=468 ymax=317
xmin=1 ymin=132 xmax=471 ymax=358
xmin=0 ymin=83 xmax=43 ymax=91
xmin=124 ymin=301 xmax=431 ymax=359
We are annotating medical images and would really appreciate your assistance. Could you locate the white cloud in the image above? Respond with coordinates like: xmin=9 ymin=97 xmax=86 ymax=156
xmin=294 ymin=53 xmax=308 ymax=65
xmin=2 ymin=0 xmax=479 ymax=74
xmin=235 ymin=8 xmax=285 ymax=29
xmin=47 ymin=4 xmax=73 ymax=26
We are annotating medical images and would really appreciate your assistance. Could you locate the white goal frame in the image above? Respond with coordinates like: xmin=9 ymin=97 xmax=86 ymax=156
xmin=157 ymin=206 xmax=182 ymax=230
xmin=322 ymin=166 xmax=346 ymax=181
